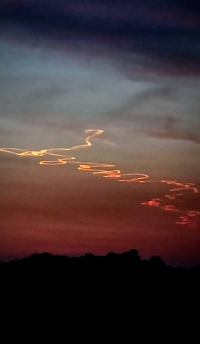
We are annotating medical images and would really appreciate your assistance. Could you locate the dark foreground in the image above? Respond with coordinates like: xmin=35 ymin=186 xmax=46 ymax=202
xmin=1 ymin=249 xmax=200 ymax=316
xmin=1 ymin=249 xmax=200 ymax=287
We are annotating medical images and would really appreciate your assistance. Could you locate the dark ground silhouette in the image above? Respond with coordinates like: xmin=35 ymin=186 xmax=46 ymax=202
xmin=1 ymin=249 xmax=200 ymax=313
xmin=1 ymin=249 xmax=200 ymax=287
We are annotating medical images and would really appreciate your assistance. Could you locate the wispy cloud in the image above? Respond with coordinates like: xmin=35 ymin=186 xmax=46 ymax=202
xmin=139 ymin=116 xmax=200 ymax=144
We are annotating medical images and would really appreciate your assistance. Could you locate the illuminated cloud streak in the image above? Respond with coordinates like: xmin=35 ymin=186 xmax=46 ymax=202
xmin=1 ymin=129 xmax=199 ymax=229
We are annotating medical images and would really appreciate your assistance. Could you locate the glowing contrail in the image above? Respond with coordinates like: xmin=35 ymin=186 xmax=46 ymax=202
xmin=0 ymin=129 xmax=199 ymax=228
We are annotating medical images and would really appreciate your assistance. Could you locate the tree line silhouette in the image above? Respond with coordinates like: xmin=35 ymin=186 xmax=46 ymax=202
xmin=1 ymin=249 xmax=200 ymax=307
xmin=1 ymin=249 xmax=200 ymax=282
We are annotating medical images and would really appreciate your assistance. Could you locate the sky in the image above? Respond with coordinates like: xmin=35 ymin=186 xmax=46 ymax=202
xmin=0 ymin=0 xmax=200 ymax=266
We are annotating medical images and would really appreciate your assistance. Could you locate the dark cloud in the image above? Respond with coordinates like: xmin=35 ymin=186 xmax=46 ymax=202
xmin=140 ymin=116 xmax=200 ymax=144
xmin=0 ymin=0 xmax=200 ymax=75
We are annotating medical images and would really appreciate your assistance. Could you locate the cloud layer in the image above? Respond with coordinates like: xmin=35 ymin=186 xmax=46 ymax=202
xmin=1 ymin=0 xmax=200 ymax=76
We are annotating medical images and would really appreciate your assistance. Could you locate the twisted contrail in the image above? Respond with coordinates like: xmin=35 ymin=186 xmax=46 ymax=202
xmin=1 ymin=129 xmax=199 ymax=228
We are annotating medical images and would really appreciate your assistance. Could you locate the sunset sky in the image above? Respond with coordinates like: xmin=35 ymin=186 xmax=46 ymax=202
xmin=0 ymin=0 xmax=200 ymax=266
